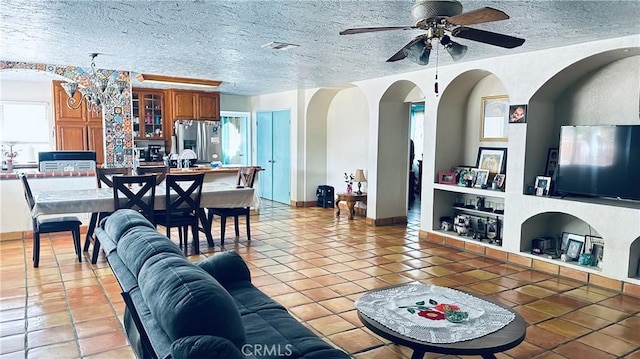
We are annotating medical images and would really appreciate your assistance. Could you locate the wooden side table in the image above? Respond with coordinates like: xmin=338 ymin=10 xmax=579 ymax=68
xmin=335 ymin=193 xmax=367 ymax=220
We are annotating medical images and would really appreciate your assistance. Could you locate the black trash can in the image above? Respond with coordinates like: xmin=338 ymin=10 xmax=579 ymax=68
xmin=316 ymin=185 xmax=334 ymax=208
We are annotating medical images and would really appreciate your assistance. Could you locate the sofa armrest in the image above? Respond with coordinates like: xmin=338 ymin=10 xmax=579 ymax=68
xmin=170 ymin=335 xmax=244 ymax=359
xmin=195 ymin=251 xmax=251 ymax=286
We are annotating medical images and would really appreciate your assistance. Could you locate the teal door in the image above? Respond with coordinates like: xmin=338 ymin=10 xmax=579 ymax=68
xmin=256 ymin=110 xmax=290 ymax=204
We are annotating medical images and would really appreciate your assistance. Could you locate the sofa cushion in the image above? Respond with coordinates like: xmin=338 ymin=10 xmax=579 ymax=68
xmin=225 ymin=282 xmax=286 ymax=315
xmin=170 ymin=335 xmax=243 ymax=359
xmin=101 ymin=209 xmax=155 ymax=243
xmin=242 ymin=309 xmax=350 ymax=359
xmin=117 ymin=226 xmax=183 ymax=278
xmin=195 ymin=251 xmax=251 ymax=286
xmin=138 ymin=253 xmax=246 ymax=348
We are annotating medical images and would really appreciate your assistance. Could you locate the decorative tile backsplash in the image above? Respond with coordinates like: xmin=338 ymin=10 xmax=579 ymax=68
xmin=0 ymin=60 xmax=133 ymax=168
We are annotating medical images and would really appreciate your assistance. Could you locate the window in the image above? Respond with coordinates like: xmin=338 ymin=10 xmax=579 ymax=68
xmin=220 ymin=111 xmax=250 ymax=166
xmin=0 ymin=102 xmax=52 ymax=163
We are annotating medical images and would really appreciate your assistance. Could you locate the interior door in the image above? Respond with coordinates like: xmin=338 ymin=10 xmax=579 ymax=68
xmin=256 ymin=110 xmax=290 ymax=204
xmin=256 ymin=111 xmax=273 ymax=200
xmin=271 ymin=110 xmax=290 ymax=204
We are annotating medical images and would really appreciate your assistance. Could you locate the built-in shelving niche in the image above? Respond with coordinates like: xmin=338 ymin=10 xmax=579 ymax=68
xmin=521 ymin=211 xmax=607 ymax=274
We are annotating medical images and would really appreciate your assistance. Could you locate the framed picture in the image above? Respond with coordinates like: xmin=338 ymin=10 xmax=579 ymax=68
xmin=480 ymin=95 xmax=509 ymax=142
xmin=534 ymin=175 xmax=552 ymax=196
xmin=566 ymin=238 xmax=583 ymax=261
xmin=561 ymin=232 xmax=578 ymax=252
xmin=585 ymin=235 xmax=604 ymax=268
xmin=438 ymin=171 xmax=457 ymax=185
xmin=476 ymin=147 xmax=507 ymax=174
xmin=493 ymin=174 xmax=506 ymax=191
xmin=456 ymin=167 xmax=476 ymax=186
xmin=545 ymin=148 xmax=559 ymax=180
xmin=471 ymin=168 xmax=490 ymax=188
xmin=508 ymin=104 xmax=527 ymax=123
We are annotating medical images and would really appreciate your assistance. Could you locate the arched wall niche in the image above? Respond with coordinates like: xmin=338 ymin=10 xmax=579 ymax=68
xmin=520 ymin=211 xmax=601 ymax=253
xmin=0 ymin=60 xmax=133 ymax=168
xmin=434 ymin=69 xmax=505 ymax=180
xmin=373 ymin=80 xmax=421 ymax=221
xmin=307 ymin=85 xmax=370 ymax=204
xmin=524 ymin=48 xmax=640 ymax=188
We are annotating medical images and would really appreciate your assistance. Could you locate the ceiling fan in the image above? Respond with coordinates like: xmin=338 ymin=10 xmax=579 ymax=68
xmin=339 ymin=0 xmax=525 ymax=65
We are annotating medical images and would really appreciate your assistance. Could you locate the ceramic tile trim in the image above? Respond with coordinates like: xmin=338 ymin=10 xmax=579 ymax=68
xmin=423 ymin=230 xmax=639 ymax=299
xmin=0 ymin=171 xmax=95 ymax=180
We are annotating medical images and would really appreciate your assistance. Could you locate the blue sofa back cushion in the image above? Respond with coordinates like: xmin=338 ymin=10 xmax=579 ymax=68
xmin=117 ymin=226 xmax=183 ymax=278
xmin=138 ymin=253 xmax=247 ymax=347
xmin=195 ymin=251 xmax=251 ymax=286
xmin=102 ymin=209 xmax=155 ymax=241
xmin=170 ymin=335 xmax=243 ymax=359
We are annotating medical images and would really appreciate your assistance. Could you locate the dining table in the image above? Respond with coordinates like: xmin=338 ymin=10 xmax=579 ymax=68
xmin=31 ymin=183 xmax=261 ymax=252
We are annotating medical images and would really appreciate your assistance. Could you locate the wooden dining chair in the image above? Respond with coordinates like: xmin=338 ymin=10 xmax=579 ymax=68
xmin=90 ymin=174 xmax=156 ymax=264
xmin=84 ymin=167 xmax=131 ymax=253
xmin=207 ymin=167 xmax=257 ymax=245
xmin=136 ymin=166 xmax=169 ymax=185
xmin=113 ymin=175 xmax=157 ymax=222
xmin=155 ymin=173 xmax=204 ymax=254
xmin=20 ymin=173 xmax=82 ymax=268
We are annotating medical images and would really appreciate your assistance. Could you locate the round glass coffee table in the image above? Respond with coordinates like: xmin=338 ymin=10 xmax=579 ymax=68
xmin=356 ymin=285 xmax=526 ymax=359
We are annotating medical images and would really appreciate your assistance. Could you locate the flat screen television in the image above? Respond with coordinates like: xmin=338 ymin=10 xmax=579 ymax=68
xmin=556 ymin=125 xmax=640 ymax=201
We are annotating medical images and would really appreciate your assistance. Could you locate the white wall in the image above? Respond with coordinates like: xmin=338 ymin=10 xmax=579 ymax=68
xmin=220 ymin=94 xmax=251 ymax=113
xmin=326 ymin=87 xmax=369 ymax=196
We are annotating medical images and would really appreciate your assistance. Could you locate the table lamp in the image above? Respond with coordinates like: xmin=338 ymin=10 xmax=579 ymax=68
xmin=354 ymin=169 xmax=367 ymax=195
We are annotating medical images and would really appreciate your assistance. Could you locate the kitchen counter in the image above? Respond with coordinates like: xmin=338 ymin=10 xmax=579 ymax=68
xmin=169 ymin=167 xmax=240 ymax=174
xmin=0 ymin=170 xmax=95 ymax=181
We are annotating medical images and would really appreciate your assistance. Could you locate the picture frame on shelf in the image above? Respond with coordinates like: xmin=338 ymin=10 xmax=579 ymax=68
xmin=476 ymin=147 xmax=507 ymax=174
xmin=534 ymin=175 xmax=552 ymax=196
xmin=480 ymin=95 xmax=509 ymax=141
xmin=457 ymin=167 xmax=476 ymax=187
xmin=508 ymin=104 xmax=527 ymax=124
xmin=545 ymin=148 xmax=559 ymax=181
xmin=585 ymin=235 xmax=604 ymax=268
xmin=566 ymin=238 xmax=584 ymax=261
xmin=493 ymin=174 xmax=506 ymax=191
xmin=438 ymin=171 xmax=457 ymax=185
xmin=561 ymin=232 xmax=585 ymax=253
xmin=471 ymin=168 xmax=490 ymax=188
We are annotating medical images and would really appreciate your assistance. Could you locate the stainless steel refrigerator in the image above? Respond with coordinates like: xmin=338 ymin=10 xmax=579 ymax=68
xmin=174 ymin=120 xmax=222 ymax=164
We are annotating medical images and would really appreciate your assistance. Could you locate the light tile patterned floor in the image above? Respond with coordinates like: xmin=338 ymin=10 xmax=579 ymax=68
xmin=1 ymin=201 xmax=639 ymax=358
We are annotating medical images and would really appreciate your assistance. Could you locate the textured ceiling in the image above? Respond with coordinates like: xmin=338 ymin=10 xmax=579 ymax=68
xmin=1 ymin=1 xmax=639 ymax=96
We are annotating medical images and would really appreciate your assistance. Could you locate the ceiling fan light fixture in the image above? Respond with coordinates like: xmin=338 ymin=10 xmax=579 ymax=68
xmin=136 ymin=74 xmax=222 ymax=88
xmin=403 ymin=40 xmax=432 ymax=66
xmin=440 ymin=36 xmax=467 ymax=61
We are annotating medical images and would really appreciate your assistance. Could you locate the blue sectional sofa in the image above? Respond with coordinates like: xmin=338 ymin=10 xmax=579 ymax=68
xmin=95 ymin=209 xmax=351 ymax=359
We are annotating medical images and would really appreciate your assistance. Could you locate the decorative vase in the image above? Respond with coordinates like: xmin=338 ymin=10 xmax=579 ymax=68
xmin=346 ymin=183 xmax=353 ymax=194
xmin=6 ymin=159 xmax=13 ymax=172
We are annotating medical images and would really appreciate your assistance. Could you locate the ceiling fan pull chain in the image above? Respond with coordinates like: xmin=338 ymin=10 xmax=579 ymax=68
xmin=434 ymin=43 xmax=439 ymax=96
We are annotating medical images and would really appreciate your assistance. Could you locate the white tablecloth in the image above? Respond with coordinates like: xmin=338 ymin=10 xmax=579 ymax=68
xmin=32 ymin=183 xmax=260 ymax=217
xmin=355 ymin=284 xmax=515 ymax=344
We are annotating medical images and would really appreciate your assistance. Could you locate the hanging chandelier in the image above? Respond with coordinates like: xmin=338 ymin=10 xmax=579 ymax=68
xmin=60 ymin=53 xmax=127 ymax=114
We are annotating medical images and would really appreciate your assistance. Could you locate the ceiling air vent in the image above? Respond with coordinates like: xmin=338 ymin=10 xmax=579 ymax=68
xmin=261 ymin=42 xmax=300 ymax=51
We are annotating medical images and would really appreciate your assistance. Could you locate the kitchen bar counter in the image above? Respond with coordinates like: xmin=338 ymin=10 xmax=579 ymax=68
xmin=0 ymin=170 xmax=95 ymax=181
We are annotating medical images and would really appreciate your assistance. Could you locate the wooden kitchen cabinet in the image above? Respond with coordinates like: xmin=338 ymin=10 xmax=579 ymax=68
xmin=169 ymin=90 xmax=220 ymax=120
xmin=53 ymin=80 xmax=104 ymax=165
xmin=132 ymin=89 xmax=166 ymax=140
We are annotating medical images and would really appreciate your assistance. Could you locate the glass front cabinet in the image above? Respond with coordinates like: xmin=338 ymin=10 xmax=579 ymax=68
xmin=132 ymin=89 xmax=165 ymax=140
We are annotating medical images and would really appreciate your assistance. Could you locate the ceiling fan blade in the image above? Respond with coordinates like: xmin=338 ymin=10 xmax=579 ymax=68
xmin=451 ymin=27 xmax=525 ymax=48
xmin=447 ymin=7 xmax=509 ymax=26
xmin=340 ymin=26 xmax=416 ymax=35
